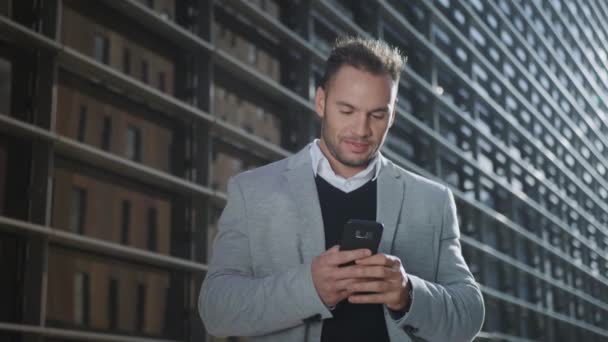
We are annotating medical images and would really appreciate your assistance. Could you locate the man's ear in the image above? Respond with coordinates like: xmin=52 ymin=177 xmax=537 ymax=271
xmin=389 ymin=85 xmax=398 ymax=128
xmin=388 ymin=107 xmax=396 ymax=128
xmin=315 ymin=86 xmax=326 ymax=119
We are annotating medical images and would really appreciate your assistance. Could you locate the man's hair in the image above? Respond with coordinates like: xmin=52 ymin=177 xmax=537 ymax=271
xmin=319 ymin=36 xmax=406 ymax=89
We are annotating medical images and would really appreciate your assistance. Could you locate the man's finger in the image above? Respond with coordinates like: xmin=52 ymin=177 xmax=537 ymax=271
xmin=327 ymin=248 xmax=372 ymax=266
xmin=348 ymin=292 xmax=389 ymax=304
xmin=340 ymin=265 xmax=397 ymax=279
xmin=333 ymin=278 xmax=369 ymax=291
xmin=347 ymin=280 xmax=390 ymax=294
xmin=332 ymin=264 xmax=375 ymax=281
xmin=355 ymin=253 xmax=400 ymax=267
xmin=324 ymin=245 xmax=340 ymax=254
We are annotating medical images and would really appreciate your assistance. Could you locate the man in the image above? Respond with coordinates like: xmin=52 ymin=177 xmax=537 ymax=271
xmin=199 ymin=37 xmax=485 ymax=342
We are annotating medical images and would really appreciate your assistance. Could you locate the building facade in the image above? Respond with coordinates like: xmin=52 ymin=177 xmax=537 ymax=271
xmin=0 ymin=0 xmax=607 ymax=341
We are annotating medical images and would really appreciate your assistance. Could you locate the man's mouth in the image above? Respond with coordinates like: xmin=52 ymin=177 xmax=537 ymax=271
xmin=344 ymin=139 xmax=371 ymax=153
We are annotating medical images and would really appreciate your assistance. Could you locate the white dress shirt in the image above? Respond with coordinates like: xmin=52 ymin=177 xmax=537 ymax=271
xmin=309 ymin=139 xmax=382 ymax=193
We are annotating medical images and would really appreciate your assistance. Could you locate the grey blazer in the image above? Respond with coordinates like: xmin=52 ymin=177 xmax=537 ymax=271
xmin=199 ymin=144 xmax=485 ymax=341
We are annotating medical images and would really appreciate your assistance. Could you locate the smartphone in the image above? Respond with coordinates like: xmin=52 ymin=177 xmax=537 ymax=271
xmin=339 ymin=219 xmax=383 ymax=266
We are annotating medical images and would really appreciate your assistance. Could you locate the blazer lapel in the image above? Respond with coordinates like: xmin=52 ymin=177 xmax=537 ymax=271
xmin=283 ymin=145 xmax=326 ymax=264
xmin=282 ymin=146 xmax=406 ymax=263
xmin=376 ymin=156 xmax=406 ymax=254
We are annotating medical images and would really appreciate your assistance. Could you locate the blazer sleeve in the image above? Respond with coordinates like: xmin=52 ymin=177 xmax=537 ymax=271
xmin=198 ymin=176 xmax=331 ymax=337
xmin=391 ymin=187 xmax=485 ymax=341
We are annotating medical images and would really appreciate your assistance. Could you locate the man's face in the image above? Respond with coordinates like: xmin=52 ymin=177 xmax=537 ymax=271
xmin=315 ymin=65 xmax=397 ymax=175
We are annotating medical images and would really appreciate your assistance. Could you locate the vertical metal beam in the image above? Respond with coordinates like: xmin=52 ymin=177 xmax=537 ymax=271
xmin=169 ymin=0 xmax=196 ymax=339
xmin=283 ymin=0 xmax=316 ymax=149
xmin=178 ymin=0 xmax=214 ymax=340
xmin=16 ymin=1 xmax=59 ymax=341
xmin=427 ymin=12 xmax=441 ymax=177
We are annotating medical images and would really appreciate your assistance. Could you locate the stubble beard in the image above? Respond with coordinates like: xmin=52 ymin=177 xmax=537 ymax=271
xmin=320 ymin=109 xmax=377 ymax=168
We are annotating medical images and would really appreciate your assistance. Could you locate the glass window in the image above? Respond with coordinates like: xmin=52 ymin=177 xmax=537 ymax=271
xmin=126 ymin=125 xmax=142 ymax=162
xmin=135 ymin=282 xmax=146 ymax=332
xmin=108 ymin=278 xmax=118 ymax=329
xmin=141 ymin=60 xmax=149 ymax=84
xmin=101 ymin=115 xmax=112 ymax=151
xmin=440 ymin=153 xmax=460 ymax=188
xmin=47 ymin=246 xmax=192 ymax=339
xmin=121 ymin=200 xmax=131 ymax=244
xmin=93 ymin=33 xmax=109 ymax=64
xmin=0 ymin=58 xmax=10 ymax=114
xmin=53 ymin=167 xmax=174 ymax=257
xmin=73 ymin=272 xmax=90 ymax=326
xmin=247 ymin=44 xmax=257 ymax=64
xmin=158 ymin=71 xmax=166 ymax=93
xmin=57 ymin=80 xmax=174 ymax=172
xmin=147 ymin=207 xmax=157 ymax=251
xmin=212 ymin=79 xmax=283 ymax=146
xmin=213 ymin=18 xmax=280 ymax=82
xmin=69 ymin=187 xmax=87 ymax=234
xmin=469 ymin=0 xmax=483 ymax=12
xmin=470 ymin=26 xmax=486 ymax=47
xmin=123 ymin=48 xmax=131 ymax=75
xmin=409 ymin=134 xmax=433 ymax=172
xmin=77 ymin=105 xmax=87 ymax=142
xmin=61 ymin=2 xmax=175 ymax=94
xmin=230 ymin=32 xmax=237 ymax=48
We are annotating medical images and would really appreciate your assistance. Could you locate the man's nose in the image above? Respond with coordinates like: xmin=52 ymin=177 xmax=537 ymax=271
xmin=353 ymin=114 xmax=372 ymax=137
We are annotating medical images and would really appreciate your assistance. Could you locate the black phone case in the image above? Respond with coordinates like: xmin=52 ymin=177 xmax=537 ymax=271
xmin=339 ymin=219 xmax=384 ymax=254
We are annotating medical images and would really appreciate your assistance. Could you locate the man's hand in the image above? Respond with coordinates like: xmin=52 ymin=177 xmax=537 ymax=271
xmin=344 ymin=253 xmax=411 ymax=312
xmin=311 ymin=246 xmax=372 ymax=307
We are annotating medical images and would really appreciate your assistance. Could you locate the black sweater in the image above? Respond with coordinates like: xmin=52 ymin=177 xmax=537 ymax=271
xmin=315 ymin=176 xmax=389 ymax=342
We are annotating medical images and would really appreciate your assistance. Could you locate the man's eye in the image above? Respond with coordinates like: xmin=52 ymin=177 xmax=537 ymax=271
xmin=340 ymin=110 xmax=354 ymax=115
xmin=371 ymin=112 xmax=387 ymax=119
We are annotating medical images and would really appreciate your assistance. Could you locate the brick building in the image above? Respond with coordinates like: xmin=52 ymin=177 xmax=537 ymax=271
xmin=1 ymin=0 xmax=608 ymax=341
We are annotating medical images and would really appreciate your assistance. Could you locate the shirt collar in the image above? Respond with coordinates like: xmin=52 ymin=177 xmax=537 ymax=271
xmin=309 ymin=139 xmax=382 ymax=181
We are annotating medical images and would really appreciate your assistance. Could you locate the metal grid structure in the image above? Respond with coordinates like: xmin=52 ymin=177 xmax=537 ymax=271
xmin=0 ymin=0 xmax=607 ymax=341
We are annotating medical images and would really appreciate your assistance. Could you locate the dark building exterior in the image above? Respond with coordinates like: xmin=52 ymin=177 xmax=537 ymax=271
xmin=0 ymin=0 xmax=607 ymax=341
